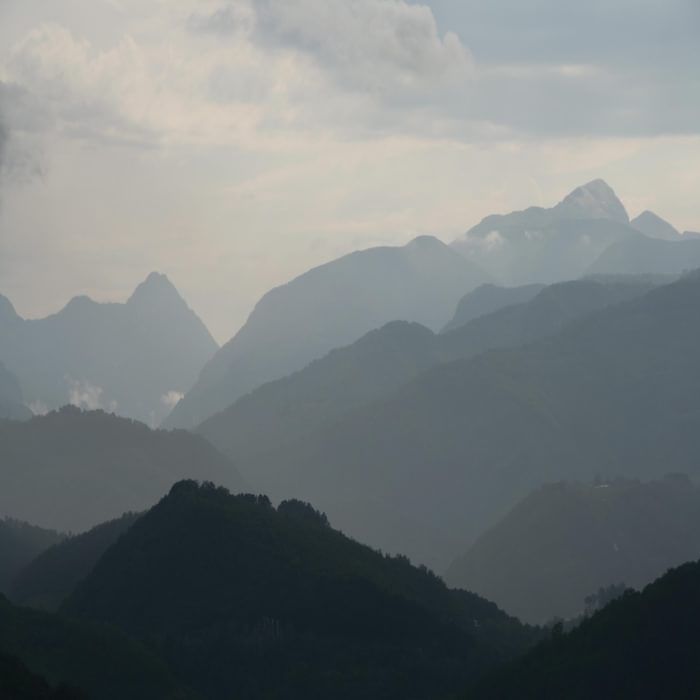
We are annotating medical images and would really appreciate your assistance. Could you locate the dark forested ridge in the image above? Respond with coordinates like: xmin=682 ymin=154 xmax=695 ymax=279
xmin=199 ymin=277 xmax=656 ymax=488
xmin=63 ymin=481 xmax=536 ymax=700
xmin=473 ymin=560 xmax=700 ymax=699
xmin=0 ymin=520 xmax=64 ymax=595
xmin=0 ymin=407 xmax=244 ymax=532
xmin=447 ymin=476 xmax=700 ymax=624
xmin=0 ymin=595 xmax=192 ymax=700
xmin=0 ymin=272 xmax=217 ymax=426
xmin=0 ymin=650 xmax=87 ymax=700
xmin=11 ymin=513 xmax=141 ymax=611
xmin=164 ymin=236 xmax=491 ymax=429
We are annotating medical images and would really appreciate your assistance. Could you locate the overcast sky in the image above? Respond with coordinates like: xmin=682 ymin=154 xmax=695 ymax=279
xmin=1 ymin=0 xmax=699 ymax=341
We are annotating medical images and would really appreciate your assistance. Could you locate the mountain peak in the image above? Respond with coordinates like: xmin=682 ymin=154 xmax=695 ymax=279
xmin=555 ymin=179 xmax=629 ymax=224
xmin=631 ymin=210 xmax=680 ymax=240
xmin=127 ymin=272 xmax=185 ymax=309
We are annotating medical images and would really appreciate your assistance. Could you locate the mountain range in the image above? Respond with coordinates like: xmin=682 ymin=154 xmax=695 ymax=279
xmin=446 ymin=475 xmax=700 ymax=624
xmin=164 ymin=236 xmax=491 ymax=429
xmin=0 ymin=273 xmax=217 ymax=426
xmin=197 ymin=275 xmax=661 ymax=567
xmin=451 ymin=179 xmax=697 ymax=286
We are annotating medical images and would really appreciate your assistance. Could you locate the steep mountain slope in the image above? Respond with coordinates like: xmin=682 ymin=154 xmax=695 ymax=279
xmin=12 ymin=513 xmax=140 ymax=611
xmin=451 ymin=180 xmax=637 ymax=285
xmin=199 ymin=278 xmax=657 ymax=513
xmin=630 ymin=210 xmax=681 ymax=240
xmin=0 ymin=520 xmax=64 ymax=595
xmin=0 ymin=595 xmax=190 ymax=700
xmin=446 ymin=476 xmax=700 ymax=624
xmin=473 ymin=560 xmax=700 ymax=699
xmin=0 ymin=407 xmax=243 ymax=533
xmin=220 ymin=273 xmax=700 ymax=569
xmin=588 ymin=233 xmax=700 ymax=276
xmin=164 ymin=236 xmax=491 ymax=429
xmin=64 ymin=481 xmax=535 ymax=700
xmin=0 ymin=273 xmax=217 ymax=426
xmin=0 ymin=650 xmax=86 ymax=700
xmin=441 ymin=283 xmax=545 ymax=333
xmin=0 ymin=361 xmax=31 ymax=420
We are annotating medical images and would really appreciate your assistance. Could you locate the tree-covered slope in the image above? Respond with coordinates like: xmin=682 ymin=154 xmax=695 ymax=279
xmin=0 ymin=407 xmax=243 ymax=533
xmin=0 ymin=596 xmax=192 ymax=700
xmin=472 ymin=560 xmax=700 ymax=699
xmin=64 ymin=481 xmax=535 ymax=700
xmin=446 ymin=476 xmax=700 ymax=623
xmin=0 ymin=520 xmax=64 ymax=596
xmin=0 ymin=650 xmax=87 ymax=700
xmin=11 ymin=513 xmax=140 ymax=611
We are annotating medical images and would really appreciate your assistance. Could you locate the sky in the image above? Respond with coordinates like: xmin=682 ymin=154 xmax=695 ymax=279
xmin=1 ymin=0 xmax=699 ymax=342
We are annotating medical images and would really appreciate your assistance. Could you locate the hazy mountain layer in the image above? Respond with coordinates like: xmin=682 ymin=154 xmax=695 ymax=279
xmin=630 ymin=210 xmax=681 ymax=240
xmin=0 ymin=519 xmax=64 ymax=595
xmin=474 ymin=560 xmax=700 ymax=699
xmin=164 ymin=236 xmax=491 ymax=429
xmin=199 ymin=278 xmax=657 ymax=562
xmin=441 ymin=283 xmax=546 ymax=333
xmin=446 ymin=476 xmax=700 ymax=623
xmin=451 ymin=180 xmax=638 ymax=285
xmin=64 ymin=481 xmax=535 ymax=700
xmin=0 ymin=273 xmax=217 ymax=426
xmin=12 ymin=513 xmax=141 ymax=611
xmin=208 ymin=273 xmax=700 ymax=569
xmin=588 ymin=233 xmax=700 ymax=276
xmin=0 ymin=361 xmax=31 ymax=420
xmin=0 ymin=407 xmax=243 ymax=532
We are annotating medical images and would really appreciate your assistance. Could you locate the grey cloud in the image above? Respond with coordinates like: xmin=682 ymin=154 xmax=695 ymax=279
xmin=194 ymin=0 xmax=470 ymax=96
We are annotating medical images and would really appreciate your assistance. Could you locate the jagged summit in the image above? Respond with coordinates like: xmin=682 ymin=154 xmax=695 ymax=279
xmin=555 ymin=179 xmax=629 ymax=224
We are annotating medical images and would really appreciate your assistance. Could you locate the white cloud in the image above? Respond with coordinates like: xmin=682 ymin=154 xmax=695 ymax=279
xmin=161 ymin=390 xmax=184 ymax=409
xmin=67 ymin=378 xmax=114 ymax=411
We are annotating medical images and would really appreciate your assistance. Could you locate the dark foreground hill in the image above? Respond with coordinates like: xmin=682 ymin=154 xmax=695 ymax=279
xmin=0 ymin=595 xmax=191 ymax=700
xmin=0 ymin=650 xmax=86 ymax=700
xmin=0 ymin=407 xmax=243 ymax=532
xmin=63 ymin=481 xmax=535 ymax=700
xmin=446 ymin=476 xmax=700 ymax=624
xmin=0 ymin=272 xmax=217 ymax=426
xmin=204 ymin=272 xmax=700 ymax=569
xmin=165 ymin=236 xmax=491 ymax=429
xmin=12 ymin=513 xmax=140 ymax=611
xmin=0 ymin=520 xmax=64 ymax=595
xmin=199 ymin=277 xmax=655 ymax=484
xmin=473 ymin=560 xmax=700 ymax=699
